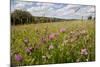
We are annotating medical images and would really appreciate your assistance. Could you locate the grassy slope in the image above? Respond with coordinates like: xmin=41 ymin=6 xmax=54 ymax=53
xmin=11 ymin=20 xmax=95 ymax=66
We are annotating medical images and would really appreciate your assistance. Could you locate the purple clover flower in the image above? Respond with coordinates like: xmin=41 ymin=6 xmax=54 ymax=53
xmin=48 ymin=33 xmax=55 ymax=40
xmin=15 ymin=53 xmax=23 ymax=62
xmin=25 ymin=47 xmax=33 ymax=53
xmin=60 ymin=28 xmax=66 ymax=33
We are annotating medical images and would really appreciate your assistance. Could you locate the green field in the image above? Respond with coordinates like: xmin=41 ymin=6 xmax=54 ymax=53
xmin=11 ymin=20 xmax=95 ymax=66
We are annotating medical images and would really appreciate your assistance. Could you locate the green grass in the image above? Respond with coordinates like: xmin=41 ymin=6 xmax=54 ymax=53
xmin=11 ymin=20 xmax=95 ymax=66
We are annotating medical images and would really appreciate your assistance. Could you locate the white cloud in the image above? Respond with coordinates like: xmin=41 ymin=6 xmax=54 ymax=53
xmin=65 ymin=5 xmax=81 ymax=10
xmin=27 ymin=2 xmax=55 ymax=16
xmin=12 ymin=1 xmax=34 ymax=11
xmin=15 ymin=3 xmax=26 ymax=9
xmin=52 ymin=5 xmax=80 ymax=17
xmin=74 ymin=6 xmax=95 ymax=17
xmin=35 ymin=2 xmax=54 ymax=6
xmin=11 ymin=1 xmax=95 ymax=19
xmin=27 ymin=6 xmax=45 ymax=12
xmin=87 ymin=6 xmax=95 ymax=13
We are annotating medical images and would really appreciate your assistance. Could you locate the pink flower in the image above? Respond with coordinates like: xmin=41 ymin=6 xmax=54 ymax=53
xmin=81 ymin=48 xmax=88 ymax=55
xmin=49 ymin=45 xmax=54 ymax=50
xmin=60 ymin=28 xmax=66 ymax=33
xmin=48 ymin=33 xmax=55 ymax=40
xmin=29 ymin=47 xmax=33 ymax=52
xmin=15 ymin=53 xmax=23 ymax=62
xmin=25 ymin=47 xmax=33 ymax=53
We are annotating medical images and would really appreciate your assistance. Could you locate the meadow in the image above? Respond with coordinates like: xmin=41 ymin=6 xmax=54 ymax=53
xmin=11 ymin=20 xmax=95 ymax=66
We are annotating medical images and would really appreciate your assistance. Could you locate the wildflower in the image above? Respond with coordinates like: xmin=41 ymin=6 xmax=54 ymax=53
xmin=25 ymin=47 xmax=33 ymax=54
xmin=81 ymin=48 xmax=88 ymax=55
xmin=23 ymin=37 xmax=29 ymax=45
xmin=15 ymin=53 xmax=23 ymax=62
xmin=49 ymin=44 xmax=54 ymax=50
xmin=42 ymin=55 xmax=46 ymax=59
xmin=60 ymin=28 xmax=66 ymax=33
xmin=48 ymin=33 xmax=55 ymax=40
xmin=29 ymin=47 xmax=33 ymax=52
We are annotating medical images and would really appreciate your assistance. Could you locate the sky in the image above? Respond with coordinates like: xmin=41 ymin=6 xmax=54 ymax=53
xmin=11 ymin=0 xmax=95 ymax=19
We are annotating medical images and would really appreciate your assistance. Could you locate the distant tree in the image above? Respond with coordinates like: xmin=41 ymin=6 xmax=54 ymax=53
xmin=88 ymin=16 xmax=92 ymax=20
xmin=11 ymin=10 xmax=33 ymax=25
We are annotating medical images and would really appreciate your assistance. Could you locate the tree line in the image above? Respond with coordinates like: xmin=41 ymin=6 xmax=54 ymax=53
xmin=11 ymin=10 xmax=67 ymax=25
xmin=11 ymin=10 xmax=95 ymax=25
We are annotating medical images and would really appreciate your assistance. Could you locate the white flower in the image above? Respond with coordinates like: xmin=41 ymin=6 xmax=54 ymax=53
xmin=81 ymin=48 xmax=88 ymax=55
xmin=49 ymin=44 xmax=54 ymax=50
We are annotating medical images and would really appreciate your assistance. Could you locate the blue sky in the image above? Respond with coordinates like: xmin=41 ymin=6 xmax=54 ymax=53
xmin=11 ymin=0 xmax=95 ymax=19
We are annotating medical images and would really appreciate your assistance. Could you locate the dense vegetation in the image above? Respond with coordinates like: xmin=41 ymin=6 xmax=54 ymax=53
xmin=11 ymin=9 xmax=95 ymax=66
xmin=11 ymin=20 xmax=95 ymax=66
